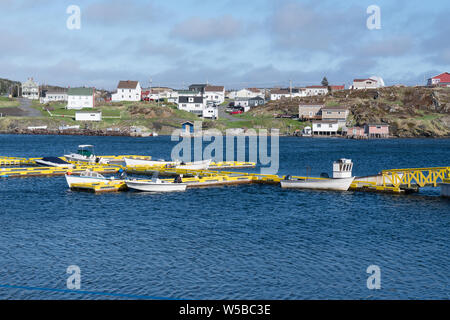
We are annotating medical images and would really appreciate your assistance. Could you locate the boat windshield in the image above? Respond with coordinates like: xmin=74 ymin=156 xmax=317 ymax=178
xmin=77 ymin=145 xmax=94 ymax=157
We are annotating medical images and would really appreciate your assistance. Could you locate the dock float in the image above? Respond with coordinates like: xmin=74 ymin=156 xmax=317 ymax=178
xmin=0 ymin=165 xmax=120 ymax=178
xmin=70 ymin=181 xmax=128 ymax=193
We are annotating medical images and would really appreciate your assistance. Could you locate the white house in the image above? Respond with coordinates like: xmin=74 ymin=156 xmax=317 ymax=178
xmin=202 ymin=105 xmax=219 ymax=119
xmin=230 ymin=88 xmax=262 ymax=99
xmin=305 ymin=86 xmax=328 ymax=96
xmin=270 ymin=89 xmax=291 ymax=101
xmin=75 ymin=111 xmax=102 ymax=122
xmin=312 ymin=120 xmax=340 ymax=136
xmin=351 ymin=77 xmax=384 ymax=90
xmin=22 ymin=78 xmax=39 ymax=100
xmin=177 ymin=96 xmax=205 ymax=116
xmin=111 ymin=80 xmax=141 ymax=102
xmin=204 ymin=85 xmax=225 ymax=104
xmin=40 ymin=89 xmax=67 ymax=104
xmin=67 ymin=87 xmax=95 ymax=110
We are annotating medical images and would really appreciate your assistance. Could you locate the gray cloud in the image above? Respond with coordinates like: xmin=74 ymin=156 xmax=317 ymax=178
xmin=84 ymin=0 xmax=159 ymax=25
xmin=268 ymin=1 xmax=366 ymax=52
xmin=170 ymin=15 xmax=243 ymax=43
xmin=359 ymin=36 xmax=414 ymax=57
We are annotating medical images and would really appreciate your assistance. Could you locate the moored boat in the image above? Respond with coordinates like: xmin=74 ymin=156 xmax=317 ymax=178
xmin=125 ymin=179 xmax=187 ymax=192
xmin=35 ymin=157 xmax=75 ymax=168
xmin=65 ymin=170 xmax=116 ymax=187
xmin=64 ymin=145 xmax=105 ymax=164
xmin=124 ymin=158 xmax=212 ymax=170
xmin=281 ymin=159 xmax=355 ymax=191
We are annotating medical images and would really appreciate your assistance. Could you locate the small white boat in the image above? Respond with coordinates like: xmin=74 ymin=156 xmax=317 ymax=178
xmin=177 ymin=159 xmax=212 ymax=170
xmin=124 ymin=158 xmax=212 ymax=170
xmin=35 ymin=157 xmax=75 ymax=168
xmin=124 ymin=158 xmax=177 ymax=167
xmin=65 ymin=170 xmax=115 ymax=187
xmin=125 ymin=179 xmax=187 ymax=192
xmin=281 ymin=159 xmax=355 ymax=191
xmin=64 ymin=145 xmax=105 ymax=164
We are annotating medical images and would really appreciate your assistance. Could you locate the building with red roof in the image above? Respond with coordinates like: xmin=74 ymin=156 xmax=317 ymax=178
xmin=427 ymin=72 xmax=450 ymax=87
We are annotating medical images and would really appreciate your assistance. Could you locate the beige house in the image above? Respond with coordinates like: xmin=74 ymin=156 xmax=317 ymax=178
xmin=298 ymin=104 xmax=323 ymax=120
xmin=321 ymin=106 xmax=349 ymax=128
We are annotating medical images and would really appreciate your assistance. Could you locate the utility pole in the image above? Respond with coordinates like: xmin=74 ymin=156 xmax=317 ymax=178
xmin=289 ymin=80 xmax=292 ymax=100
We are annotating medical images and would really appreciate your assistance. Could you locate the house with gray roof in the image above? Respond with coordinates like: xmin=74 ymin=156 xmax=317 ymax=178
xmin=22 ymin=78 xmax=39 ymax=100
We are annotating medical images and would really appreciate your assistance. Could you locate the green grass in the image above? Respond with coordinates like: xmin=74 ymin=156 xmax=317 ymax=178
xmin=0 ymin=97 xmax=19 ymax=108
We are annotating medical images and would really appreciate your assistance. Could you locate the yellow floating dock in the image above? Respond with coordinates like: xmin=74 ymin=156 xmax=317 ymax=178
xmin=70 ymin=181 xmax=128 ymax=193
xmin=0 ymin=165 xmax=120 ymax=178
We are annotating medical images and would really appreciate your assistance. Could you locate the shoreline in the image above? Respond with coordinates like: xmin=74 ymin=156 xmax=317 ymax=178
xmin=0 ymin=130 xmax=448 ymax=139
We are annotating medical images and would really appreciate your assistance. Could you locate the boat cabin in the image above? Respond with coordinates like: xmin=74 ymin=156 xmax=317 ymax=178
xmin=332 ymin=159 xmax=353 ymax=178
xmin=77 ymin=145 xmax=94 ymax=157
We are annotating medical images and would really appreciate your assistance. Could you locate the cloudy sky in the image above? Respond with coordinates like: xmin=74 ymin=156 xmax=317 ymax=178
xmin=0 ymin=0 xmax=449 ymax=90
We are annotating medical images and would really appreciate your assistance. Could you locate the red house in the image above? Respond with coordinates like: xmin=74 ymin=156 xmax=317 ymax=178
xmin=427 ymin=72 xmax=450 ymax=87
xmin=365 ymin=124 xmax=389 ymax=138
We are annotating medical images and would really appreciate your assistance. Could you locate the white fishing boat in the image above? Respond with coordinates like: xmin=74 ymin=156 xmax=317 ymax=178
xmin=280 ymin=159 xmax=355 ymax=191
xmin=125 ymin=179 xmax=187 ymax=192
xmin=124 ymin=158 xmax=212 ymax=170
xmin=65 ymin=170 xmax=116 ymax=187
xmin=64 ymin=145 xmax=105 ymax=164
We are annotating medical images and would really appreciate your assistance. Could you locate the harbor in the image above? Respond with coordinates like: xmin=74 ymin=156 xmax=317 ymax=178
xmin=1 ymin=134 xmax=449 ymax=300
xmin=1 ymin=148 xmax=449 ymax=197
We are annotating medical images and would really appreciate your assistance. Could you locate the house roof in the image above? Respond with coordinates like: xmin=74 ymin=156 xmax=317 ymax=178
xmin=270 ymin=89 xmax=290 ymax=94
xmin=431 ymin=72 xmax=450 ymax=82
xmin=205 ymin=85 xmax=224 ymax=92
xmin=330 ymin=85 xmax=345 ymax=90
xmin=178 ymin=96 xmax=203 ymax=103
xmin=312 ymin=120 xmax=339 ymax=124
xmin=247 ymin=88 xmax=261 ymax=93
xmin=322 ymin=106 xmax=348 ymax=111
xmin=117 ymin=80 xmax=139 ymax=89
xmin=354 ymin=79 xmax=377 ymax=83
xmin=299 ymin=103 xmax=324 ymax=107
xmin=68 ymin=87 xmax=94 ymax=96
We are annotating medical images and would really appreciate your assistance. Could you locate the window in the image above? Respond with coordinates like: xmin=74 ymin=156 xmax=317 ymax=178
xmin=329 ymin=124 xmax=333 ymax=128
xmin=188 ymin=98 xmax=194 ymax=103
xmin=317 ymin=124 xmax=321 ymax=128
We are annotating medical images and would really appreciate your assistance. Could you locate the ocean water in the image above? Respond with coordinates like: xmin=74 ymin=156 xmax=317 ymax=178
xmin=0 ymin=134 xmax=449 ymax=300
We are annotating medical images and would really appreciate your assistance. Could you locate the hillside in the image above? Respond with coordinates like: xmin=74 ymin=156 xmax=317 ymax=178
xmin=249 ymin=86 xmax=450 ymax=137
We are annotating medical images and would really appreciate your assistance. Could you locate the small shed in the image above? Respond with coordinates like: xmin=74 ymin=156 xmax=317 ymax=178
xmin=181 ymin=121 xmax=194 ymax=134
xmin=75 ymin=111 xmax=102 ymax=122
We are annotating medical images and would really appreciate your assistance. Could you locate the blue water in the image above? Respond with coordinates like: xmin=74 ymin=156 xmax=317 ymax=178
xmin=0 ymin=134 xmax=449 ymax=300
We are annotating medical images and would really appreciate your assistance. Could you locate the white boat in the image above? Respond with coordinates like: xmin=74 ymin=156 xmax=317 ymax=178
xmin=281 ymin=177 xmax=355 ymax=191
xmin=281 ymin=159 xmax=355 ymax=191
xmin=125 ymin=179 xmax=187 ymax=192
xmin=65 ymin=170 xmax=115 ymax=187
xmin=124 ymin=158 xmax=178 ymax=167
xmin=35 ymin=157 xmax=75 ymax=168
xmin=177 ymin=159 xmax=212 ymax=170
xmin=64 ymin=145 xmax=105 ymax=164
xmin=124 ymin=158 xmax=212 ymax=170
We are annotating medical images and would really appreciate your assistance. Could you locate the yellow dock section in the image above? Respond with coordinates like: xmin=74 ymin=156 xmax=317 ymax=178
xmin=0 ymin=164 xmax=120 ymax=178
xmin=381 ymin=167 xmax=450 ymax=189
xmin=70 ymin=181 xmax=128 ymax=193
xmin=0 ymin=156 xmax=34 ymax=166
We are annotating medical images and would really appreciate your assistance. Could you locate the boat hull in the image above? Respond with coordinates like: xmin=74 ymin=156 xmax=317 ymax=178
xmin=125 ymin=180 xmax=187 ymax=192
xmin=65 ymin=175 xmax=112 ymax=187
xmin=280 ymin=177 xmax=355 ymax=191
xmin=124 ymin=158 xmax=211 ymax=170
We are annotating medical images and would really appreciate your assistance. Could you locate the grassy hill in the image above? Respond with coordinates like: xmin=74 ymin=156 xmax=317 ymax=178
xmin=249 ymin=86 xmax=450 ymax=137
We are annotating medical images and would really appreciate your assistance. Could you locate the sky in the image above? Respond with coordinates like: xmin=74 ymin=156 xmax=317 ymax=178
xmin=0 ymin=0 xmax=449 ymax=90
